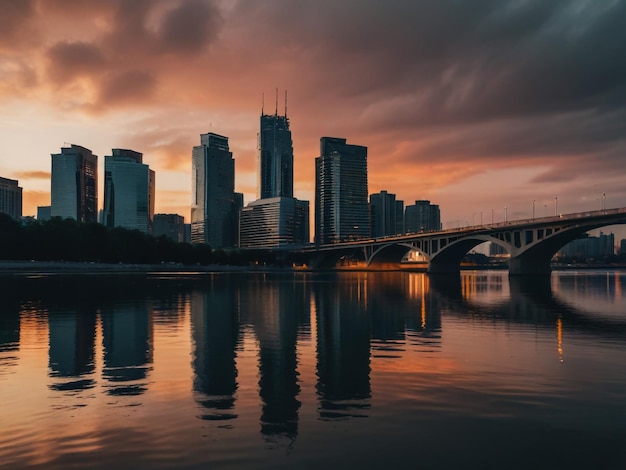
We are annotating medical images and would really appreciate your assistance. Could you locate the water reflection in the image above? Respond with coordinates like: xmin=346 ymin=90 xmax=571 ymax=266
xmin=190 ymin=279 xmax=240 ymax=422
xmin=240 ymin=275 xmax=309 ymax=446
xmin=101 ymin=301 xmax=153 ymax=397
xmin=1 ymin=271 xmax=626 ymax=469
xmin=48 ymin=309 xmax=97 ymax=391
xmin=0 ymin=292 xmax=20 ymax=376
xmin=315 ymin=275 xmax=371 ymax=419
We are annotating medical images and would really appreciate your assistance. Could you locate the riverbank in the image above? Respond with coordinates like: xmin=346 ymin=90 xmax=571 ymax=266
xmin=0 ymin=260 xmax=624 ymax=274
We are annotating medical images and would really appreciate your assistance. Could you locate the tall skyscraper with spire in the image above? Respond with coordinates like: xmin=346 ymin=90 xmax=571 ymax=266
xmin=257 ymin=90 xmax=293 ymax=199
xmin=239 ymin=91 xmax=310 ymax=248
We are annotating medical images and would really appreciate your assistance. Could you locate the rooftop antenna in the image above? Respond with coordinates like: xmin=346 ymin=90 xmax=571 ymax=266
xmin=275 ymin=87 xmax=278 ymax=116
xmin=261 ymin=92 xmax=264 ymax=115
xmin=285 ymin=89 xmax=288 ymax=118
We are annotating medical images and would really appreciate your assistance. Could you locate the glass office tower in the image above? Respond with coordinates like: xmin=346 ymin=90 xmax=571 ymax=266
xmin=258 ymin=111 xmax=293 ymax=200
xmin=0 ymin=177 xmax=22 ymax=219
xmin=102 ymin=149 xmax=155 ymax=234
xmin=51 ymin=144 xmax=98 ymax=222
xmin=315 ymin=137 xmax=369 ymax=245
xmin=191 ymin=133 xmax=240 ymax=247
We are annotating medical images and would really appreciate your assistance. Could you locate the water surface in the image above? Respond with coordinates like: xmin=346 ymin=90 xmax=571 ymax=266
xmin=1 ymin=270 xmax=625 ymax=469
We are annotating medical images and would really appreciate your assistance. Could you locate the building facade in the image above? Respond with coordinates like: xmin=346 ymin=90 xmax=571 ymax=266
xmin=315 ymin=137 xmax=369 ymax=245
xmin=102 ymin=149 xmax=155 ymax=234
xmin=37 ymin=206 xmax=51 ymax=221
xmin=191 ymin=132 xmax=240 ymax=247
xmin=370 ymin=190 xmax=403 ymax=237
xmin=239 ymin=197 xmax=309 ymax=248
xmin=153 ymin=214 xmax=185 ymax=243
xmin=51 ymin=144 xmax=98 ymax=222
xmin=258 ymin=111 xmax=293 ymax=199
xmin=404 ymin=200 xmax=441 ymax=233
xmin=0 ymin=177 xmax=22 ymax=220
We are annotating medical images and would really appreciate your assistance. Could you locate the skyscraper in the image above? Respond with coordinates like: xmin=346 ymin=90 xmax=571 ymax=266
xmin=315 ymin=137 xmax=369 ymax=245
xmin=370 ymin=190 xmax=403 ymax=237
xmin=239 ymin=96 xmax=310 ymax=248
xmin=153 ymin=213 xmax=185 ymax=243
xmin=51 ymin=144 xmax=97 ymax=222
xmin=404 ymin=200 xmax=441 ymax=233
xmin=0 ymin=177 xmax=22 ymax=220
xmin=102 ymin=149 xmax=155 ymax=234
xmin=239 ymin=197 xmax=309 ymax=248
xmin=191 ymin=132 xmax=239 ymax=247
xmin=258 ymin=104 xmax=293 ymax=199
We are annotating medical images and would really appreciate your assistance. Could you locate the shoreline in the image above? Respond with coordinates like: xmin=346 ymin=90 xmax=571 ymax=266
xmin=0 ymin=260 xmax=624 ymax=274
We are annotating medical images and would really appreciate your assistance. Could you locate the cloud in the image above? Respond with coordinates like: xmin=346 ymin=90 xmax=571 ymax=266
xmin=0 ymin=0 xmax=36 ymax=48
xmin=46 ymin=41 xmax=107 ymax=84
xmin=96 ymin=70 xmax=157 ymax=109
xmin=15 ymin=171 xmax=51 ymax=180
xmin=157 ymin=0 xmax=222 ymax=54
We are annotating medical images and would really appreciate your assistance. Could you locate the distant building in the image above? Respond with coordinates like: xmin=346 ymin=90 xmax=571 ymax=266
xmin=619 ymin=239 xmax=626 ymax=255
xmin=239 ymin=197 xmax=309 ymax=248
xmin=370 ymin=190 xmax=403 ymax=237
xmin=559 ymin=232 xmax=615 ymax=260
xmin=184 ymin=224 xmax=192 ymax=244
xmin=315 ymin=137 xmax=369 ymax=245
xmin=51 ymin=144 xmax=97 ymax=222
xmin=405 ymin=200 xmax=441 ymax=233
xmin=191 ymin=133 xmax=239 ymax=247
xmin=258 ymin=106 xmax=293 ymax=199
xmin=489 ymin=242 xmax=508 ymax=256
xmin=0 ymin=177 xmax=22 ymax=219
xmin=37 ymin=205 xmax=51 ymax=221
xmin=102 ymin=149 xmax=155 ymax=234
xmin=153 ymin=214 xmax=185 ymax=242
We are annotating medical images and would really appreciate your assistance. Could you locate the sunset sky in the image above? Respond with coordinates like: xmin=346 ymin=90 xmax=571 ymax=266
xmin=1 ymin=0 xmax=625 ymax=238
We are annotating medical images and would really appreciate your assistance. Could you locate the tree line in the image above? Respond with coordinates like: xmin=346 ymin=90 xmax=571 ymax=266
xmin=0 ymin=214 xmax=289 ymax=266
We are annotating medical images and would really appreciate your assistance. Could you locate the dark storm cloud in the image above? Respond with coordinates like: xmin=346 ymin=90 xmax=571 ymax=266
xmin=0 ymin=0 xmax=36 ymax=46
xmin=157 ymin=0 xmax=222 ymax=54
xmin=46 ymin=42 xmax=107 ymax=83
xmin=231 ymin=0 xmax=626 ymax=123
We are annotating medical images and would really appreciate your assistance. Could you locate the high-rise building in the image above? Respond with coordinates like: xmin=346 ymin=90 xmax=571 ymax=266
xmin=258 ymin=107 xmax=293 ymax=199
xmin=370 ymin=190 xmax=403 ymax=237
xmin=37 ymin=206 xmax=51 ymax=221
xmin=315 ymin=137 xmax=369 ymax=245
xmin=51 ymin=144 xmax=97 ymax=222
xmin=102 ymin=149 xmax=155 ymax=234
xmin=0 ymin=177 xmax=22 ymax=220
xmin=191 ymin=132 xmax=240 ymax=248
xmin=239 ymin=98 xmax=310 ymax=249
xmin=404 ymin=200 xmax=441 ymax=233
xmin=239 ymin=197 xmax=309 ymax=248
xmin=153 ymin=214 xmax=185 ymax=243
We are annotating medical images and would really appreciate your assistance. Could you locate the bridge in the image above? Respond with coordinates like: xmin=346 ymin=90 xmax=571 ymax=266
xmin=299 ymin=207 xmax=626 ymax=275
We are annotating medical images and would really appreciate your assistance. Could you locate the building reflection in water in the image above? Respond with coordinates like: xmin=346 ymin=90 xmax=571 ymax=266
xmin=190 ymin=280 xmax=240 ymax=422
xmin=0 ymin=289 xmax=21 ymax=376
xmin=101 ymin=301 xmax=153 ymax=396
xmin=315 ymin=274 xmax=371 ymax=419
xmin=48 ymin=308 xmax=97 ymax=391
xmin=240 ymin=274 xmax=309 ymax=446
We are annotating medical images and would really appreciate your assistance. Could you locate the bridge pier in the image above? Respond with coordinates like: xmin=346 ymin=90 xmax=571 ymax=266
xmin=508 ymin=256 xmax=552 ymax=276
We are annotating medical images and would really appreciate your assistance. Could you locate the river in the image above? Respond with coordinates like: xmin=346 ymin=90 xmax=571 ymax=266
xmin=1 ymin=270 xmax=625 ymax=469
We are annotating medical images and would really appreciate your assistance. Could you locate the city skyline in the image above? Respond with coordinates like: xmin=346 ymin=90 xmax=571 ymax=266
xmin=1 ymin=1 xmax=626 ymax=239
